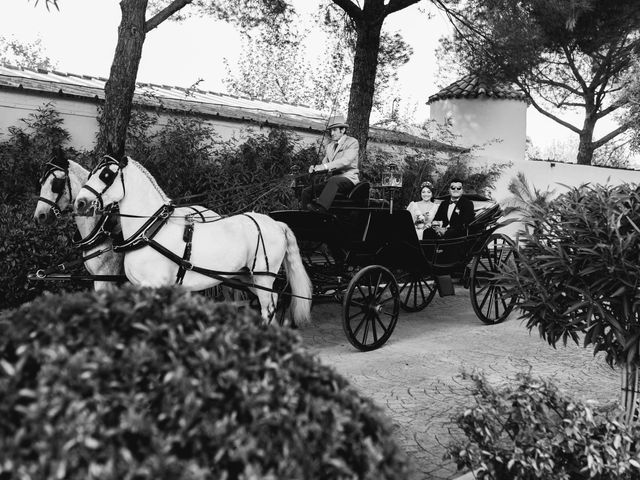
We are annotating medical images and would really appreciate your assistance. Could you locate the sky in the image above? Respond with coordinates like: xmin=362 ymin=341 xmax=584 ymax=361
xmin=0 ymin=0 xmax=604 ymax=155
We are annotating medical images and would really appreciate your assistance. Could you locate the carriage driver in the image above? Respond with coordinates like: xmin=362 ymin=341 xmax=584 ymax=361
xmin=302 ymin=114 xmax=359 ymax=214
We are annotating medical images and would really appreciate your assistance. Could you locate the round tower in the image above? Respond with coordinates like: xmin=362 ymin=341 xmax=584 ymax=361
xmin=428 ymin=76 xmax=528 ymax=163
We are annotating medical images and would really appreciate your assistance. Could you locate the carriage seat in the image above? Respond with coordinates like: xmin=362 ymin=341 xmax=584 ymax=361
xmin=332 ymin=181 xmax=370 ymax=208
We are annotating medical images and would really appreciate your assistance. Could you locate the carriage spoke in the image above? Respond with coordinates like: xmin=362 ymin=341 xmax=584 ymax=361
xmin=378 ymin=295 xmax=397 ymax=306
xmin=351 ymin=313 xmax=367 ymax=337
xmin=348 ymin=298 xmax=367 ymax=308
xmin=374 ymin=282 xmax=392 ymax=303
xmin=474 ymin=282 xmax=490 ymax=295
xmin=370 ymin=313 xmax=379 ymax=342
xmin=478 ymin=284 xmax=494 ymax=311
xmin=360 ymin=315 xmax=371 ymax=344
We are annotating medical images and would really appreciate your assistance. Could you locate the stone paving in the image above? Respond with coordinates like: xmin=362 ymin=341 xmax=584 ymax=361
xmin=298 ymin=294 xmax=620 ymax=480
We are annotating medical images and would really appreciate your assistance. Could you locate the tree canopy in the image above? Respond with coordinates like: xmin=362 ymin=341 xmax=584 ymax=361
xmin=224 ymin=2 xmax=413 ymax=121
xmin=435 ymin=0 xmax=640 ymax=165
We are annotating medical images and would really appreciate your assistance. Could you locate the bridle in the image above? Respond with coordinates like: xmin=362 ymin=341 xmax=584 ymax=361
xmin=82 ymin=155 xmax=128 ymax=212
xmin=38 ymin=158 xmax=73 ymax=218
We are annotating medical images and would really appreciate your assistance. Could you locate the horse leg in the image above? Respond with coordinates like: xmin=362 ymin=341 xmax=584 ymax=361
xmin=251 ymin=277 xmax=278 ymax=324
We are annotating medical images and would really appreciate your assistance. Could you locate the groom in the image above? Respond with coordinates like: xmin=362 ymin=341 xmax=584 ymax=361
xmin=433 ymin=177 xmax=475 ymax=237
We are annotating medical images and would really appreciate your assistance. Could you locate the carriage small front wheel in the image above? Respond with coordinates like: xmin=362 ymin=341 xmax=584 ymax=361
xmin=397 ymin=271 xmax=437 ymax=312
xmin=342 ymin=265 xmax=400 ymax=351
xmin=469 ymin=233 xmax=517 ymax=324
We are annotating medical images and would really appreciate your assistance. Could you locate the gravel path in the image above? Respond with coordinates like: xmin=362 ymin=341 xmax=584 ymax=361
xmin=299 ymin=294 xmax=619 ymax=480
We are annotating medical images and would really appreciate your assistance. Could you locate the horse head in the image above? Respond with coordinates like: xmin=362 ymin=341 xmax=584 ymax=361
xmin=75 ymin=155 xmax=128 ymax=216
xmin=34 ymin=149 xmax=73 ymax=225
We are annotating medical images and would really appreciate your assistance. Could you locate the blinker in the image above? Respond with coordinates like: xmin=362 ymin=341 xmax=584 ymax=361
xmin=99 ymin=167 xmax=117 ymax=185
xmin=51 ymin=177 xmax=66 ymax=194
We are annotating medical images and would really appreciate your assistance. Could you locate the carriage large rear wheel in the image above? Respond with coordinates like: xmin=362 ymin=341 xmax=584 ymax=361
xmin=397 ymin=272 xmax=437 ymax=312
xmin=469 ymin=233 xmax=517 ymax=324
xmin=342 ymin=265 xmax=399 ymax=351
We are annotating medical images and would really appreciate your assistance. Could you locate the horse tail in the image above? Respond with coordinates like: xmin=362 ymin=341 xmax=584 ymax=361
xmin=281 ymin=223 xmax=312 ymax=327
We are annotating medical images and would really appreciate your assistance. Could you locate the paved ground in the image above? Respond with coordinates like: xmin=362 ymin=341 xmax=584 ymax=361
xmin=298 ymin=293 xmax=619 ymax=480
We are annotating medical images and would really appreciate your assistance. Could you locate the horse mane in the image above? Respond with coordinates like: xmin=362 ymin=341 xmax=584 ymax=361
xmin=128 ymin=158 xmax=171 ymax=203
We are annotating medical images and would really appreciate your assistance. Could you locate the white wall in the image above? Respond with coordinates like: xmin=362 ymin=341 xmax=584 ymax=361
xmin=0 ymin=90 xmax=397 ymax=154
xmin=430 ymin=97 xmax=527 ymax=163
xmin=0 ymin=91 xmax=99 ymax=149
xmin=486 ymin=158 xmax=640 ymax=238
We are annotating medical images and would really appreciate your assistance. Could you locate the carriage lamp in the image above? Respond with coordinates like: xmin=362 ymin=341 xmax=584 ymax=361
xmin=381 ymin=163 xmax=403 ymax=188
xmin=288 ymin=165 xmax=301 ymax=188
xmin=381 ymin=163 xmax=403 ymax=212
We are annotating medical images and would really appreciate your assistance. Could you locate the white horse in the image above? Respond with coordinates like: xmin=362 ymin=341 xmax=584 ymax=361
xmin=74 ymin=156 xmax=312 ymax=326
xmin=34 ymin=154 xmax=124 ymax=292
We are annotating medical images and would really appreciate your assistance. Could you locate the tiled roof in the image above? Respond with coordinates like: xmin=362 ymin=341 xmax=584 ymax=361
xmin=428 ymin=75 xmax=528 ymax=104
xmin=0 ymin=64 xmax=464 ymax=152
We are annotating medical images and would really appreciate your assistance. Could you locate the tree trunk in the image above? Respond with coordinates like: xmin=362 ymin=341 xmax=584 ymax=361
xmin=621 ymin=363 xmax=640 ymax=425
xmin=97 ymin=0 xmax=148 ymax=159
xmin=347 ymin=19 xmax=383 ymax=164
xmin=576 ymin=113 xmax=596 ymax=165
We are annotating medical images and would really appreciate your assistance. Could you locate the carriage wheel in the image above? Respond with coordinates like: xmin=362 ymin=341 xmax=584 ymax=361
xmin=397 ymin=272 xmax=437 ymax=312
xmin=469 ymin=233 xmax=517 ymax=325
xmin=342 ymin=265 xmax=399 ymax=351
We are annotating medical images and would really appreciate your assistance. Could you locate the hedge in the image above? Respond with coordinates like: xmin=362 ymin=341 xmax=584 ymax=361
xmin=0 ymin=286 xmax=410 ymax=479
xmin=447 ymin=372 xmax=640 ymax=480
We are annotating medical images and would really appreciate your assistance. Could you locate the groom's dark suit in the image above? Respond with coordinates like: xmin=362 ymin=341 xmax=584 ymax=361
xmin=433 ymin=195 xmax=475 ymax=237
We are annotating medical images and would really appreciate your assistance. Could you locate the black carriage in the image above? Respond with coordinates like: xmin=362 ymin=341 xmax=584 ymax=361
xmin=270 ymin=181 xmax=517 ymax=351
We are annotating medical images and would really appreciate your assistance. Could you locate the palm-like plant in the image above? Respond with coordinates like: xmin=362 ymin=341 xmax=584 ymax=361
xmin=502 ymin=179 xmax=640 ymax=423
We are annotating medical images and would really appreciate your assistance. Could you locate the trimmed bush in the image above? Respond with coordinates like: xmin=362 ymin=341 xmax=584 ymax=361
xmin=0 ymin=286 xmax=410 ymax=479
xmin=447 ymin=372 xmax=640 ymax=480
xmin=0 ymin=196 xmax=85 ymax=309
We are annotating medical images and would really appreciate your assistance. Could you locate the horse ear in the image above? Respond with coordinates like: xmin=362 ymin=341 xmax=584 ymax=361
xmin=119 ymin=156 xmax=129 ymax=168
xmin=51 ymin=146 xmax=69 ymax=170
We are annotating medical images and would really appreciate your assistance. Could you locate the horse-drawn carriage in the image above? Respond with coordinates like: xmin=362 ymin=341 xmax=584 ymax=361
xmin=271 ymin=180 xmax=518 ymax=351
xmin=31 ymin=153 xmax=517 ymax=352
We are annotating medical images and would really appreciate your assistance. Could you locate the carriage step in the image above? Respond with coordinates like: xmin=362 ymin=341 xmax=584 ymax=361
xmin=435 ymin=275 xmax=456 ymax=297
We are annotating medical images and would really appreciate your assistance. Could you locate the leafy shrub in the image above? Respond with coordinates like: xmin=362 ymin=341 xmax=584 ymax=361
xmin=125 ymin=113 xmax=317 ymax=214
xmin=365 ymin=147 xmax=507 ymax=207
xmin=0 ymin=286 xmax=410 ymax=479
xmin=0 ymin=103 xmax=70 ymax=205
xmin=501 ymin=183 xmax=640 ymax=368
xmin=447 ymin=372 xmax=640 ymax=480
xmin=0 ymin=196 xmax=85 ymax=310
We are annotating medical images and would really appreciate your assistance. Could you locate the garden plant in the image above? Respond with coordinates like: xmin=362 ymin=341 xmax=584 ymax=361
xmin=447 ymin=179 xmax=640 ymax=477
xmin=500 ymin=181 xmax=640 ymax=422
xmin=447 ymin=371 xmax=640 ymax=480
xmin=0 ymin=286 xmax=410 ymax=479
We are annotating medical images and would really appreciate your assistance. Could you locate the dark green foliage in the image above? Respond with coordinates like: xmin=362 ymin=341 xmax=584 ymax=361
xmin=447 ymin=372 xmax=640 ymax=479
xmin=0 ymin=199 xmax=84 ymax=309
xmin=0 ymin=286 xmax=410 ymax=479
xmin=0 ymin=105 xmax=85 ymax=309
xmin=501 ymin=183 xmax=640 ymax=368
xmin=364 ymin=148 xmax=506 ymax=207
xmin=125 ymin=112 xmax=318 ymax=214
xmin=0 ymin=103 xmax=70 ymax=204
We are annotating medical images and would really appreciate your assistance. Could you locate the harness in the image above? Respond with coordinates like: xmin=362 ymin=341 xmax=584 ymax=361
xmin=39 ymin=156 xmax=120 ymax=249
xmin=111 ymin=202 xmax=275 ymax=287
